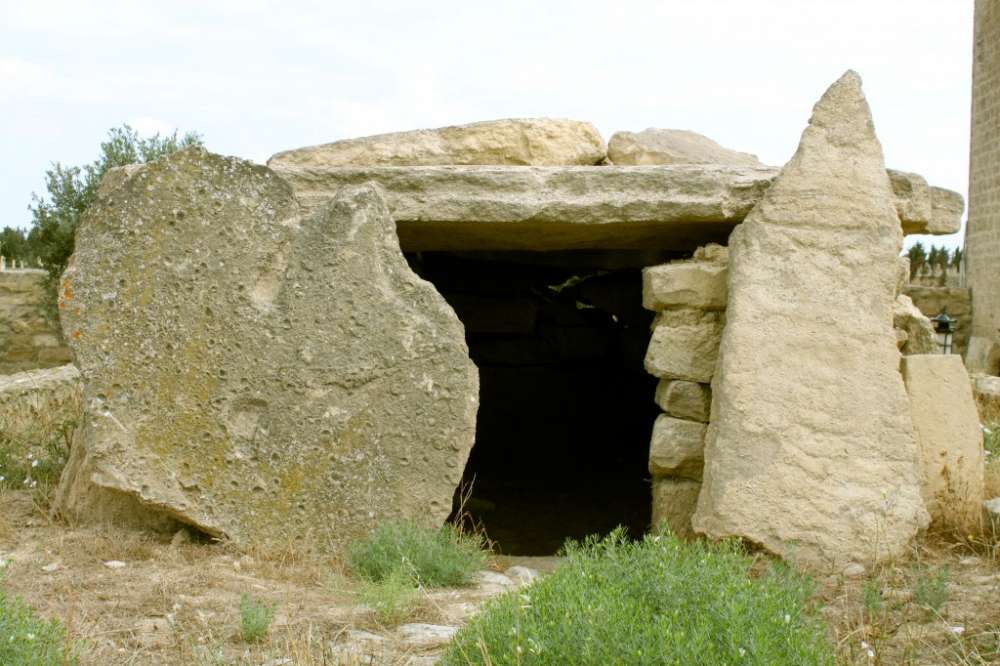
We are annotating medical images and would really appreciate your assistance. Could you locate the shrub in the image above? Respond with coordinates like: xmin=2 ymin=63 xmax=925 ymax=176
xmin=238 ymin=593 xmax=276 ymax=643
xmin=359 ymin=567 xmax=422 ymax=626
xmin=347 ymin=521 xmax=486 ymax=588
xmin=441 ymin=529 xmax=835 ymax=666
xmin=0 ymin=575 xmax=77 ymax=665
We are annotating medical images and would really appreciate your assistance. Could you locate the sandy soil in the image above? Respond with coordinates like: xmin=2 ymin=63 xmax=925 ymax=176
xmin=2 ymin=488 xmax=999 ymax=665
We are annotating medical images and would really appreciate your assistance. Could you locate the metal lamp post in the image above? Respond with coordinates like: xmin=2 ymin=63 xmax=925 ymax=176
xmin=931 ymin=310 xmax=957 ymax=355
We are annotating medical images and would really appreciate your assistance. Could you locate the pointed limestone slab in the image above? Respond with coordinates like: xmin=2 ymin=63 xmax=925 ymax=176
xmin=692 ymin=72 xmax=928 ymax=569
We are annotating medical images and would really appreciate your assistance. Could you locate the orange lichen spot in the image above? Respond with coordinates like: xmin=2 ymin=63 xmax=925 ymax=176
xmin=74 ymin=307 xmax=81 ymax=315
xmin=58 ymin=300 xmax=65 ymax=310
xmin=62 ymin=281 xmax=74 ymax=300
xmin=72 ymin=330 xmax=81 ymax=340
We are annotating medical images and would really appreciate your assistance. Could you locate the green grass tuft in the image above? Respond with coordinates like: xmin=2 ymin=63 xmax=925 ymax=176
xmin=912 ymin=563 xmax=949 ymax=614
xmin=359 ymin=567 xmax=422 ymax=626
xmin=441 ymin=528 xmax=835 ymax=666
xmin=347 ymin=521 xmax=487 ymax=588
xmin=238 ymin=593 xmax=276 ymax=643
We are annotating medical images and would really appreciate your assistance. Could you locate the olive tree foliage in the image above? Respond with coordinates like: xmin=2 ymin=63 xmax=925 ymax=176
xmin=23 ymin=125 xmax=202 ymax=278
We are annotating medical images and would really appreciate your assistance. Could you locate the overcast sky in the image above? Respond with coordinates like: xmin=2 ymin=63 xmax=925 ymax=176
xmin=0 ymin=0 xmax=973 ymax=249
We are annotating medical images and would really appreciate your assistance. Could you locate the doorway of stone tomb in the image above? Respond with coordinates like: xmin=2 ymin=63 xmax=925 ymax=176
xmin=406 ymin=250 xmax=673 ymax=556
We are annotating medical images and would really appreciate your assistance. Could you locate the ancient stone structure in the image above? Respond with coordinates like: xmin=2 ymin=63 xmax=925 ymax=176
xmin=692 ymin=72 xmax=929 ymax=569
xmin=967 ymin=0 xmax=1000 ymax=374
xmin=902 ymin=355 xmax=984 ymax=532
xmin=270 ymin=163 xmax=960 ymax=252
xmin=642 ymin=245 xmax=727 ymax=537
xmin=53 ymin=148 xmax=478 ymax=545
xmin=29 ymin=94 xmax=971 ymax=565
xmin=0 ymin=270 xmax=71 ymax=375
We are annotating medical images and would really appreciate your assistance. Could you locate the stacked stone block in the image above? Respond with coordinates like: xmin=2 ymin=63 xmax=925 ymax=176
xmin=641 ymin=244 xmax=727 ymax=537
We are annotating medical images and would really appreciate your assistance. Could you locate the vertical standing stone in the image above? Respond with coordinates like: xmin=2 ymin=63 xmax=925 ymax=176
xmin=902 ymin=355 xmax=984 ymax=533
xmin=693 ymin=72 xmax=928 ymax=569
xmin=53 ymin=148 xmax=479 ymax=547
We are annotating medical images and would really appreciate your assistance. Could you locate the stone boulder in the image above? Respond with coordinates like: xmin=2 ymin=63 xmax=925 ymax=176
xmin=53 ymin=148 xmax=479 ymax=546
xmin=902 ymin=355 xmax=984 ymax=532
xmin=268 ymin=118 xmax=606 ymax=169
xmin=692 ymin=71 xmax=929 ymax=569
xmin=607 ymin=128 xmax=763 ymax=166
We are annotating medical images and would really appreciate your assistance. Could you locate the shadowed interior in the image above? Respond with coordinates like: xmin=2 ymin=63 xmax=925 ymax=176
xmin=407 ymin=250 xmax=671 ymax=555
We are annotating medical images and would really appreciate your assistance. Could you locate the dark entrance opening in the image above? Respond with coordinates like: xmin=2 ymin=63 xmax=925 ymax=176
xmin=407 ymin=250 xmax=673 ymax=555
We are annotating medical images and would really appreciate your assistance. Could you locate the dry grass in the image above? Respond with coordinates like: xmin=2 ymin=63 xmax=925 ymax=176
xmin=825 ymin=537 xmax=1000 ymax=665
xmin=0 ymin=488 xmax=512 ymax=665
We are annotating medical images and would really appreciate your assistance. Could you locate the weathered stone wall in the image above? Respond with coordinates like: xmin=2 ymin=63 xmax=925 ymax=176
xmin=0 ymin=270 xmax=71 ymax=375
xmin=967 ymin=0 xmax=1000 ymax=373
xmin=903 ymin=285 xmax=972 ymax=357
xmin=641 ymin=244 xmax=727 ymax=537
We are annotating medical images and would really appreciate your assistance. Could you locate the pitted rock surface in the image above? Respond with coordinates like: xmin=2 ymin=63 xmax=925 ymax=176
xmin=53 ymin=148 xmax=478 ymax=545
xmin=692 ymin=72 xmax=928 ymax=569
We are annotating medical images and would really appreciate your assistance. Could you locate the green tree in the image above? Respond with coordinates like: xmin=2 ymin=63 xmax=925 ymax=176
xmin=952 ymin=246 xmax=964 ymax=269
xmin=0 ymin=227 xmax=29 ymax=264
xmin=906 ymin=241 xmax=927 ymax=279
xmin=27 ymin=124 xmax=203 ymax=278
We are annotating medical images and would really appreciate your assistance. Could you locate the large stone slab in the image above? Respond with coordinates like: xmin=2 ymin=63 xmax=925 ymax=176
xmin=267 ymin=118 xmax=606 ymax=168
xmin=608 ymin=128 xmax=763 ymax=167
xmin=270 ymin=164 xmax=960 ymax=251
xmin=692 ymin=72 xmax=929 ymax=569
xmin=53 ymin=148 xmax=479 ymax=546
xmin=902 ymin=355 xmax=984 ymax=532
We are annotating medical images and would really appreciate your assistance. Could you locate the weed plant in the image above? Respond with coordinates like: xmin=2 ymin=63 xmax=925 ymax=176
xmin=0 ymin=573 xmax=76 ymax=665
xmin=238 ymin=593 xmax=276 ymax=643
xmin=348 ymin=521 xmax=486 ymax=588
xmin=912 ymin=564 xmax=950 ymax=614
xmin=441 ymin=528 xmax=835 ymax=666
xmin=359 ymin=567 xmax=422 ymax=626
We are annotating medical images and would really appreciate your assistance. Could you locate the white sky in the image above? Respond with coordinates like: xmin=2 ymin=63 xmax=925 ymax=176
xmin=0 ymin=0 xmax=973 ymax=249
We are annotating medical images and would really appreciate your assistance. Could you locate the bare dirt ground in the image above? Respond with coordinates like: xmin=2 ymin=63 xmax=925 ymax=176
xmin=2 ymin=486 xmax=999 ymax=665
xmin=0 ymin=489 xmax=557 ymax=665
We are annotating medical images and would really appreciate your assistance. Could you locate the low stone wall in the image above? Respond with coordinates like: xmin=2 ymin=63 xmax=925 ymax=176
xmin=641 ymin=244 xmax=727 ymax=537
xmin=903 ymin=285 xmax=972 ymax=357
xmin=0 ymin=364 xmax=81 ymax=444
xmin=0 ymin=270 xmax=71 ymax=375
